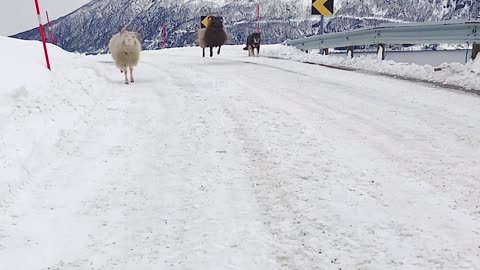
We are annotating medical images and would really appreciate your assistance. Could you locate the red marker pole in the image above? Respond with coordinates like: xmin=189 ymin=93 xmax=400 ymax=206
xmin=34 ymin=0 xmax=51 ymax=70
xmin=161 ymin=24 xmax=167 ymax=49
xmin=160 ymin=24 xmax=167 ymax=49
xmin=159 ymin=24 xmax=164 ymax=49
xmin=46 ymin=11 xmax=56 ymax=45
xmin=256 ymin=4 xmax=261 ymax=33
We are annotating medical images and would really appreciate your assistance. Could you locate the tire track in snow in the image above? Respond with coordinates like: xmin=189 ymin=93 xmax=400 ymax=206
xmin=183 ymin=51 xmax=480 ymax=269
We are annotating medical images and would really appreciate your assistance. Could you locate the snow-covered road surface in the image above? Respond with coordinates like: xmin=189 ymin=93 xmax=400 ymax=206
xmin=1 ymin=39 xmax=479 ymax=269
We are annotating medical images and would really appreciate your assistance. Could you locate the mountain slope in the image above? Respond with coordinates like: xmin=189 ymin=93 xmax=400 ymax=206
xmin=11 ymin=0 xmax=477 ymax=53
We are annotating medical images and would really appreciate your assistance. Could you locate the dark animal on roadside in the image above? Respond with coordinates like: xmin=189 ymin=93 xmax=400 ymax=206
xmin=198 ymin=16 xmax=228 ymax=57
xmin=243 ymin=32 xmax=261 ymax=57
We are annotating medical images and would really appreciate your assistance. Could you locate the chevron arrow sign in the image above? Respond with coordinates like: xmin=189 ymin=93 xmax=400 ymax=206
xmin=312 ymin=0 xmax=334 ymax=16
xmin=201 ymin=16 xmax=210 ymax=28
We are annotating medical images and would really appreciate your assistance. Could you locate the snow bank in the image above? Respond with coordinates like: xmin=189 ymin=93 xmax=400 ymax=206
xmin=262 ymin=44 xmax=480 ymax=92
xmin=472 ymin=56 xmax=480 ymax=73
xmin=0 ymin=36 xmax=107 ymax=207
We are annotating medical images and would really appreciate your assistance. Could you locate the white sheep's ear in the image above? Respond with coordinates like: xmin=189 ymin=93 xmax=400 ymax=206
xmin=134 ymin=32 xmax=143 ymax=41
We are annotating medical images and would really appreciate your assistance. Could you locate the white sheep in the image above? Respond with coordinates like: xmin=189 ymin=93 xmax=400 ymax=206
xmin=108 ymin=30 xmax=141 ymax=84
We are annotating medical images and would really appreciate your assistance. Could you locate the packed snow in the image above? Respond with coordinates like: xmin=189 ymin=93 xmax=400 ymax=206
xmin=262 ymin=44 xmax=480 ymax=92
xmin=1 ymin=36 xmax=480 ymax=270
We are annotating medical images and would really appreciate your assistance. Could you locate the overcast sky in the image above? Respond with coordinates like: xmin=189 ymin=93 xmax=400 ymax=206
xmin=0 ymin=0 xmax=92 ymax=36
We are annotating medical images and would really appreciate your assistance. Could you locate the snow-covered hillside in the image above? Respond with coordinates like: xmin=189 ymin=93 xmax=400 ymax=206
xmin=12 ymin=0 xmax=478 ymax=53
xmin=1 ymin=36 xmax=480 ymax=269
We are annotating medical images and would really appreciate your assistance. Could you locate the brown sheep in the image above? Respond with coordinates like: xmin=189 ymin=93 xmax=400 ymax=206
xmin=198 ymin=16 xmax=228 ymax=57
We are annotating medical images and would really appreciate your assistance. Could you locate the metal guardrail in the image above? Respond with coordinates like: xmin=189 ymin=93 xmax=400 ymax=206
xmin=286 ymin=19 xmax=480 ymax=50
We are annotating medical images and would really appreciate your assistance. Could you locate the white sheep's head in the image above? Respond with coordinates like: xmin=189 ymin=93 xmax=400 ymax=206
xmin=120 ymin=31 xmax=139 ymax=47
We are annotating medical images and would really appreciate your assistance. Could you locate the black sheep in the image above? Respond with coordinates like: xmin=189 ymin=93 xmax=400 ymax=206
xmin=198 ymin=16 xmax=228 ymax=57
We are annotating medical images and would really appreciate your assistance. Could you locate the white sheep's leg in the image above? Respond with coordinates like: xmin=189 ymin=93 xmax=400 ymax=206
xmin=123 ymin=66 xmax=129 ymax=84
xmin=129 ymin=66 xmax=134 ymax=83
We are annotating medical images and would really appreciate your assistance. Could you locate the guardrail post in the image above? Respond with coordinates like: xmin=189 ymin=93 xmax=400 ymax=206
xmin=377 ymin=44 xmax=386 ymax=60
xmin=473 ymin=44 xmax=480 ymax=60
xmin=347 ymin=46 xmax=354 ymax=58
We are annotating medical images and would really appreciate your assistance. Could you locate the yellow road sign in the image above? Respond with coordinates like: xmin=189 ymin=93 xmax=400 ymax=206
xmin=312 ymin=0 xmax=334 ymax=16
xmin=201 ymin=16 xmax=210 ymax=28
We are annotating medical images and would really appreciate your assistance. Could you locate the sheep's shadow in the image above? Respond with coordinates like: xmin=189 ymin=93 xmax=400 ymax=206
xmin=195 ymin=60 xmax=240 ymax=66
xmin=109 ymin=78 xmax=160 ymax=85
xmin=98 ymin=60 xmax=115 ymax=64
xmin=128 ymin=78 xmax=159 ymax=84
xmin=97 ymin=60 xmax=159 ymax=84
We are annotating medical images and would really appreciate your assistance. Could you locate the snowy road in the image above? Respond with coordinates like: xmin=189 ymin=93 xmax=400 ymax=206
xmin=1 ymin=44 xmax=480 ymax=269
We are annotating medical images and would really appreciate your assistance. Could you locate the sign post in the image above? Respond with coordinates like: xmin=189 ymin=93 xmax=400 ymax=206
xmin=34 ymin=0 xmax=51 ymax=70
xmin=312 ymin=0 xmax=334 ymax=33
xmin=320 ymin=15 xmax=324 ymax=35
xmin=312 ymin=0 xmax=334 ymax=55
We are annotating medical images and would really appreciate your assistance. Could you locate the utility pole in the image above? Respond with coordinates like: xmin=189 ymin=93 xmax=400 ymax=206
xmin=285 ymin=3 xmax=289 ymax=41
xmin=256 ymin=4 xmax=261 ymax=33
